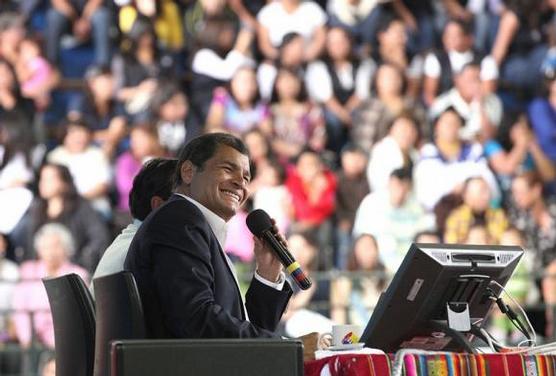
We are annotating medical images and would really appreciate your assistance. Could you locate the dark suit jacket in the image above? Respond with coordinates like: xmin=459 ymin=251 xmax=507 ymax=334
xmin=124 ymin=194 xmax=292 ymax=339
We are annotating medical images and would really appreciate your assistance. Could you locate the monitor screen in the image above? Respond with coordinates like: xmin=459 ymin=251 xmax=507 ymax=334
xmin=361 ymin=243 xmax=523 ymax=352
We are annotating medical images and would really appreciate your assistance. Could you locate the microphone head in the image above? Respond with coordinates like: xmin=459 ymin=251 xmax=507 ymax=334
xmin=246 ymin=209 xmax=273 ymax=236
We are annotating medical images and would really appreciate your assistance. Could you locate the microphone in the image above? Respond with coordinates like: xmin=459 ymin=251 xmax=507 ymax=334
xmin=246 ymin=209 xmax=312 ymax=290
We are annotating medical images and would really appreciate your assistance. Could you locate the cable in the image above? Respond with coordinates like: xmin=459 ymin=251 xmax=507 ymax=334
xmin=489 ymin=280 xmax=537 ymax=347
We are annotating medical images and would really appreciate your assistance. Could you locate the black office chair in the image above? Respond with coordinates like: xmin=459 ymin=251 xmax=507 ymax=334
xmin=43 ymin=273 xmax=96 ymax=376
xmin=110 ymin=339 xmax=304 ymax=376
xmin=93 ymin=271 xmax=146 ymax=376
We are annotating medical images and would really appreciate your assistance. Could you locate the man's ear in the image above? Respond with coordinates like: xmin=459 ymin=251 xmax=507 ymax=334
xmin=180 ymin=160 xmax=196 ymax=185
xmin=150 ymin=196 xmax=165 ymax=211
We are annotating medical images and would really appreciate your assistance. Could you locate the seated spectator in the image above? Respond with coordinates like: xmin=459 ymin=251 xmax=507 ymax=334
xmin=366 ymin=113 xmax=420 ymax=192
xmin=353 ymin=167 xmax=431 ymax=274
xmin=91 ymin=158 xmax=177 ymax=293
xmin=327 ymin=0 xmax=386 ymax=50
xmin=188 ymin=16 xmax=251 ymax=126
xmin=119 ymin=0 xmax=184 ymax=52
xmin=47 ymin=119 xmax=112 ymax=217
xmin=45 ymin=0 xmax=110 ymax=65
xmin=414 ymin=108 xmax=500 ymax=211
xmin=68 ymin=65 xmax=128 ymax=158
xmin=286 ymin=149 xmax=336 ymax=232
xmin=0 ymin=233 xmax=19 ymax=345
xmin=14 ymin=36 xmax=59 ymax=110
xmin=0 ymin=112 xmax=34 ymax=234
xmin=485 ymin=112 xmax=556 ymax=193
xmin=257 ymin=32 xmax=306 ymax=101
xmin=150 ymin=82 xmax=198 ymax=156
xmin=444 ymin=177 xmax=508 ymax=244
xmin=17 ymin=163 xmax=110 ymax=272
xmin=115 ymin=124 xmax=165 ymax=213
xmin=112 ymin=18 xmax=171 ymax=123
xmin=286 ymin=149 xmax=337 ymax=268
xmin=528 ymin=76 xmax=556 ymax=162
xmin=490 ymin=0 xmax=549 ymax=94
xmin=256 ymin=0 xmax=327 ymax=62
xmin=464 ymin=222 xmax=491 ymax=244
xmin=242 ymin=129 xmax=276 ymax=194
xmin=12 ymin=223 xmax=88 ymax=350
xmin=306 ymin=26 xmax=375 ymax=153
xmin=413 ymin=230 xmax=440 ymax=243
xmin=0 ymin=59 xmax=35 ymax=126
xmin=441 ymin=0 xmax=502 ymax=53
xmin=351 ymin=63 xmax=426 ymax=154
xmin=0 ymin=14 xmax=24 ymax=66
xmin=429 ymin=61 xmax=502 ymax=142
xmin=206 ymin=66 xmax=272 ymax=136
xmin=281 ymin=232 xmax=333 ymax=337
xmin=334 ymin=144 xmax=370 ymax=269
xmin=390 ymin=0 xmax=436 ymax=54
xmin=331 ymin=234 xmax=386 ymax=327
xmin=508 ymin=172 xmax=556 ymax=302
xmin=252 ymin=161 xmax=292 ymax=235
xmin=270 ymin=67 xmax=325 ymax=161
xmin=423 ymin=18 xmax=498 ymax=106
xmin=372 ymin=13 xmax=424 ymax=98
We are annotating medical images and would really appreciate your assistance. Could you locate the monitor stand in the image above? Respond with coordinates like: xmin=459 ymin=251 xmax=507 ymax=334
xmin=427 ymin=302 xmax=476 ymax=354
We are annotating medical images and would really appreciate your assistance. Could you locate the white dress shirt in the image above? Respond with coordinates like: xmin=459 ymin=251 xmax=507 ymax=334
xmin=175 ymin=194 xmax=286 ymax=292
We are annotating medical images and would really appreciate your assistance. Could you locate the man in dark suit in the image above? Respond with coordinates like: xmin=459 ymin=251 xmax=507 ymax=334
xmin=124 ymin=133 xmax=292 ymax=338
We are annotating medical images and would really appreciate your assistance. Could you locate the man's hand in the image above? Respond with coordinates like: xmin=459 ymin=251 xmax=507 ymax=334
xmin=253 ymin=219 xmax=284 ymax=283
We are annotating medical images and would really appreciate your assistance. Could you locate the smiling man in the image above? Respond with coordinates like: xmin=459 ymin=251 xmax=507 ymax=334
xmin=124 ymin=133 xmax=292 ymax=339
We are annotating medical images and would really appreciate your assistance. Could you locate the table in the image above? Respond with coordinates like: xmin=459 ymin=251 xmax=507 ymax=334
xmin=304 ymin=353 xmax=556 ymax=375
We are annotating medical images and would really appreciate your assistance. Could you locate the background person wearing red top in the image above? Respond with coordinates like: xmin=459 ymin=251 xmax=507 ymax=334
xmin=285 ymin=148 xmax=337 ymax=269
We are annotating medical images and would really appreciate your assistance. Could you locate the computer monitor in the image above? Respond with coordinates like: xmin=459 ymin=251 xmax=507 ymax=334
xmin=361 ymin=243 xmax=523 ymax=352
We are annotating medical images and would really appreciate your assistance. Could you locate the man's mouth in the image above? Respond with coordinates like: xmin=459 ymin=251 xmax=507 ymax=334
xmin=221 ymin=189 xmax=241 ymax=203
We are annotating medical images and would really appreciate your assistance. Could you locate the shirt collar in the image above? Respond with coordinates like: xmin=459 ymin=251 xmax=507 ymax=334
xmin=174 ymin=193 xmax=228 ymax=249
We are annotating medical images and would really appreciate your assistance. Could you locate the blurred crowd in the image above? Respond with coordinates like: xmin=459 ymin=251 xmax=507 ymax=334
xmin=0 ymin=0 xmax=556 ymax=373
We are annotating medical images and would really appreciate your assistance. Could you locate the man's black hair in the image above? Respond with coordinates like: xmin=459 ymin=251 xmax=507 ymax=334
xmin=390 ymin=166 xmax=413 ymax=182
xmin=129 ymin=158 xmax=178 ymax=220
xmin=174 ymin=133 xmax=249 ymax=188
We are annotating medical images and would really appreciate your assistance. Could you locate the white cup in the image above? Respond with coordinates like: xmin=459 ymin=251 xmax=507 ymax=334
xmin=319 ymin=325 xmax=362 ymax=348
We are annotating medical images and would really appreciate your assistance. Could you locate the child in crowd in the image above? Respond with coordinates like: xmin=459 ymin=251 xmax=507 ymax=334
xmin=15 ymin=36 xmax=57 ymax=109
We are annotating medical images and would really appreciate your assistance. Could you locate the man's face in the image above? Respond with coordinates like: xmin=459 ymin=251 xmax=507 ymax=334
xmin=185 ymin=145 xmax=250 ymax=221
xmin=388 ymin=176 xmax=410 ymax=207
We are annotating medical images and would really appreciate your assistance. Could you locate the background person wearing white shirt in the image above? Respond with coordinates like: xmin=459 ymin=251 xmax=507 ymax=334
xmin=90 ymin=158 xmax=177 ymax=296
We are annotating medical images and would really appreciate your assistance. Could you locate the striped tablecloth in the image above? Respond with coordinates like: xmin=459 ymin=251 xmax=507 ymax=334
xmin=305 ymin=353 xmax=556 ymax=375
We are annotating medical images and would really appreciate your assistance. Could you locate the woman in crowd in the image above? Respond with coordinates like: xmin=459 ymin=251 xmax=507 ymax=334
xmin=0 ymin=112 xmax=34 ymax=235
xmin=17 ymin=163 xmax=110 ymax=272
xmin=366 ymin=113 xmax=420 ymax=192
xmin=331 ymin=234 xmax=386 ymax=327
xmin=352 ymin=63 xmax=426 ymax=154
xmin=206 ymin=66 xmax=272 ymax=135
xmin=0 ymin=59 xmax=35 ymax=126
xmin=47 ymin=119 xmax=112 ymax=217
xmin=12 ymin=223 xmax=88 ymax=350
xmin=112 ymin=17 xmax=171 ymax=123
xmin=414 ymin=108 xmax=500 ymax=211
xmin=68 ymin=65 xmax=128 ymax=158
xmin=306 ymin=27 xmax=375 ymax=153
xmin=484 ymin=111 xmax=556 ymax=194
xmin=115 ymin=124 xmax=165 ymax=213
xmin=270 ymin=67 xmax=325 ymax=162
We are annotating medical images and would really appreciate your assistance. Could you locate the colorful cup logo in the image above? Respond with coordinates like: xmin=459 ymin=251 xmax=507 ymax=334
xmin=341 ymin=331 xmax=360 ymax=345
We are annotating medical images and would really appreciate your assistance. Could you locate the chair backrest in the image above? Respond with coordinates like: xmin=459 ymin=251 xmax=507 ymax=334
xmin=43 ymin=273 xmax=96 ymax=376
xmin=110 ymin=339 xmax=304 ymax=376
xmin=93 ymin=271 xmax=146 ymax=376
